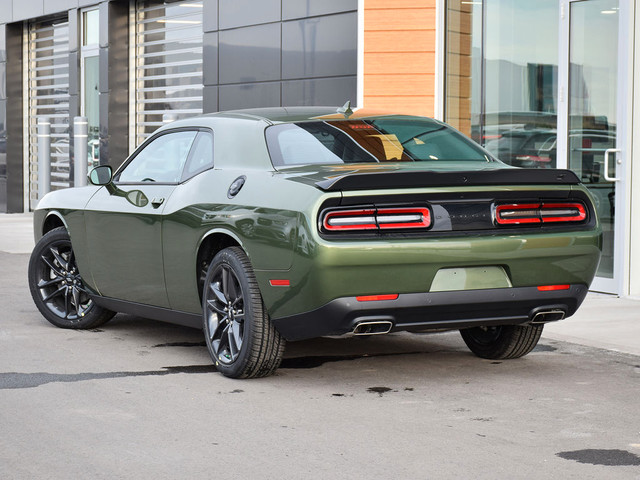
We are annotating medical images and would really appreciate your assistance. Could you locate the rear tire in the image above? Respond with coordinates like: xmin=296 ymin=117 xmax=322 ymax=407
xmin=28 ymin=227 xmax=115 ymax=329
xmin=202 ymin=247 xmax=285 ymax=379
xmin=460 ymin=324 xmax=543 ymax=359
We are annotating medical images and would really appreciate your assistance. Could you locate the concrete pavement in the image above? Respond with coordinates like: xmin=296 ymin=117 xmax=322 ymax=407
xmin=1 ymin=212 xmax=637 ymax=357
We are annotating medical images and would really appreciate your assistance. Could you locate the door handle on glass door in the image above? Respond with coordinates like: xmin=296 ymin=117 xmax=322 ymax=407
xmin=604 ymin=148 xmax=621 ymax=182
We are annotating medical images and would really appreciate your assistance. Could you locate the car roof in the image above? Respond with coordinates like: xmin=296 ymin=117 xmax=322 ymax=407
xmin=160 ymin=106 xmax=423 ymax=130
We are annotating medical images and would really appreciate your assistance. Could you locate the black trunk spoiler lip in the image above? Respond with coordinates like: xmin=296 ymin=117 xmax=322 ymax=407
xmin=314 ymin=168 xmax=581 ymax=192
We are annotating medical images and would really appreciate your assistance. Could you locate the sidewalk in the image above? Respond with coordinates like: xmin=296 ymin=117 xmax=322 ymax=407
xmin=1 ymin=213 xmax=638 ymax=356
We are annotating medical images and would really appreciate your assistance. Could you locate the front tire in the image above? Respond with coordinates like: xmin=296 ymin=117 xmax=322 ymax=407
xmin=28 ymin=227 xmax=115 ymax=329
xmin=460 ymin=324 xmax=543 ymax=359
xmin=203 ymin=247 xmax=285 ymax=379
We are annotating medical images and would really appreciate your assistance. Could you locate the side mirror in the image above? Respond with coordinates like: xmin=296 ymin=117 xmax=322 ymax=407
xmin=89 ymin=165 xmax=113 ymax=186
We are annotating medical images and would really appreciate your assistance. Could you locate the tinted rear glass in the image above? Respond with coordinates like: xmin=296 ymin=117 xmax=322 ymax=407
xmin=266 ymin=118 xmax=496 ymax=167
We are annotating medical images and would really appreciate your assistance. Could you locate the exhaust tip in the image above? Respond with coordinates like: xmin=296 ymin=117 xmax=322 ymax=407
xmin=531 ymin=309 xmax=566 ymax=324
xmin=352 ymin=320 xmax=393 ymax=335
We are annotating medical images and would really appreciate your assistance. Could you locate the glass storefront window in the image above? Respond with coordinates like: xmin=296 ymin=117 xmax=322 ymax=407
xmin=446 ymin=0 xmax=559 ymax=169
xmin=83 ymin=9 xmax=99 ymax=46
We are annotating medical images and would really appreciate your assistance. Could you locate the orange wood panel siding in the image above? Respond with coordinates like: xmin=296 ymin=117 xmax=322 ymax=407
xmin=363 ymin=0 xmax=437 ymax=117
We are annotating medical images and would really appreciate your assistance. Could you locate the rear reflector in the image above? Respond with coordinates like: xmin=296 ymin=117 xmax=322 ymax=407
xmin=269 ymin=279 xmax=290 ymax=287
xmin=495 ymin=202 xmax=587 ymax=225
xmin=323 ymin=206 xmax=431 ymax=232
xmin=537 ymin=285 xmax=570 ymax=291
xmin=356 ymin=294 xmax=399 ymax=302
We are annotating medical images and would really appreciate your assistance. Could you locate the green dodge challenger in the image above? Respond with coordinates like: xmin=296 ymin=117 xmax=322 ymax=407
xmin=28 ymin=107 xmax=602 ymax=378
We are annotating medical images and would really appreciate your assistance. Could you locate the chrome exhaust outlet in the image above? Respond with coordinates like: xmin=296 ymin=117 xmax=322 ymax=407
xmin=530 ymin=309 xmax=566 ymax=325
xmin=352 ymin=320 xmax=393 ymax=335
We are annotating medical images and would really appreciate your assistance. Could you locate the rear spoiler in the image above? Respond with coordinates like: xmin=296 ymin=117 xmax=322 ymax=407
xmin=315 ymin=168 xmax=581 ymax=192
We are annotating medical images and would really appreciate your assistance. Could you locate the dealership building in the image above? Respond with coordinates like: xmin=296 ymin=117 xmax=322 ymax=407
xmin=0 ymin=0 xmax=638 ymax=298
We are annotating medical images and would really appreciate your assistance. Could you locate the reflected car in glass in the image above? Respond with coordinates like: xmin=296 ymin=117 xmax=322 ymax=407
xmin=28 ymin=107 xmax=602 ymax=378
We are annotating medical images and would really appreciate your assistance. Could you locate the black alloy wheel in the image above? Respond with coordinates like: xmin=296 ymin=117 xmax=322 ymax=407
xmin=28 ymin=227 xmax=115 ymax=329
xmin=460 ymin=324 xmax=544 ymax=360
xmin=203 ymin=247 xmax=285 ymax=378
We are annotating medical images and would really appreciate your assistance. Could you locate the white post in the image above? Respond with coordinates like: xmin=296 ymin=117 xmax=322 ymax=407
xmin=37 ymin=117 xmax=51 ymax=202
xmin=74 ymin=116 xmax=89 ymax=187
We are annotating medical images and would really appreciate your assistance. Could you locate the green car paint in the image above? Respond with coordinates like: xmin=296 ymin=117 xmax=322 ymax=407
xmin=33 ymin=109 xmax=602 ymax=339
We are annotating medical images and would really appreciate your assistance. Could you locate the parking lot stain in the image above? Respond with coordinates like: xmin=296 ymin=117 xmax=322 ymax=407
xmin=280 ymin=351 xmax=429 ymax=369
xmin=368 ymin=386 xmax=392 ymax=396
xmin=152 ymin=342 xmax=206 ymax=348
xmin=0 ymin=365 xmax=217 ymax=389
xmin=556 ymin=449 xmax=640 ymax=466
xmin=533 ymin=343 xmax=557 ymax=352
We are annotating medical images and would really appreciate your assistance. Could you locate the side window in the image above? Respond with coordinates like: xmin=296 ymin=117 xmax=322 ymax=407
xmin=181 ymin=131 xmax=214 ymax=181
xmin=116 ymin=130 xmax=198 ymax=183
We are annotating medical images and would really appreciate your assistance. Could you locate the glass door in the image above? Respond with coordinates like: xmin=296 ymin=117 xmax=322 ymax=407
xmin=557 ymin=0 xmax=626 ymax=293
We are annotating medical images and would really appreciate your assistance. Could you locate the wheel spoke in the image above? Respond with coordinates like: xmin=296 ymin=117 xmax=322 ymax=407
xmin=207 ymin=312 xmax=227 ymax=342
xmin=41 ymin=255 xmax=64 ymax=277
xmin=231 ymin=320 xmax=243 ymax=352
xmin=227 ymin=324 xmax=238 ymax=359
xmin=64 ymin=287 xmax=71 ymax=318
xmin=50 ymin=247 xmax=69 ymax=272
xmin=221 ymin=267 xmax=230 ymax=302
xmin=210 ymin=282 xmax=227 ymax=305
xmin=43 ymin=285 xmax=66 ymax=302
xmin=227 ymin=274 xmax=238 ymax=303
xmin=217 ymin=324 xmax=232 ymax=360
xmin=206 ymin=299 xmax=226 ymax=316
xmin=38 ymin=276 xmax=63 ymax=289
xmin=71 ymin=287 xmax=82 ymax=316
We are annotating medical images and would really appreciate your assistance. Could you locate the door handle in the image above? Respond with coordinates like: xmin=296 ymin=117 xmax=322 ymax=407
xmin=151 ymin=197 xmax=165 ymax=208
xmin=604 ymin=148 xmax=621 ymax=182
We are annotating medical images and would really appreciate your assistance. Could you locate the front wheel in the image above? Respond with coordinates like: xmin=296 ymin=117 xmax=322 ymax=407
xmin=28 ymin=227 xmax=115 ymax=329
xmin=460 ymin=324 xmax=543 ymax=359
xmin=203 ymin=247 xmax=285 ymax=379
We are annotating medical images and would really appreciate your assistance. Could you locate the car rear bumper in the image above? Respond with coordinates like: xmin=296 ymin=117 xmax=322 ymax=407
xmin=271 ymin=284 xmax=589 ymax=341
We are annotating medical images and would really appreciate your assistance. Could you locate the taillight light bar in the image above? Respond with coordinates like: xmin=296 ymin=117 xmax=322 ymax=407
xmin=495 ymin=202 xmax=587 ymax=225
xmin=323 ymin=207 xmax=431 ymax=232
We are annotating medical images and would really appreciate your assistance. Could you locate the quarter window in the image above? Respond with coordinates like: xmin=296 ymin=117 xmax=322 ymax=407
xmin=117 ymin=131 xmax=198 ymax=183
xmin=181 ymin=131 xmax=214 ymax=181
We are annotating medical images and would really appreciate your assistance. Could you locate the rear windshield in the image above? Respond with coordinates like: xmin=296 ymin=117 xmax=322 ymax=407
xmin=265 ymin=117 xmax=496 ymax=167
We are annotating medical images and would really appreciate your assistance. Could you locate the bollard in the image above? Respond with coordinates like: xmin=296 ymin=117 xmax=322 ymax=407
xmin=37 ymin=117 xmax=51 ymax=202
xmin=74 ymin=116 xmax=88 ymax=187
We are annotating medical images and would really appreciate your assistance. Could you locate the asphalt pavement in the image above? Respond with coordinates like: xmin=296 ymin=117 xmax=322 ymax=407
xmin=1 ymin=213 xmax=639 ymax=479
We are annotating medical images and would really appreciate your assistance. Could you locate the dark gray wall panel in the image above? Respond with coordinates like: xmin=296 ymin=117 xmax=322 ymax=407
xmin=203 ymin=31 xmax=218 ymax=86
xmin=282 ymin=13 xmax=357 ymax=79
xmin=203 ymin=85 xmax=218 ymax=113
xmin=203 ymin=0 xmax=219 ymax=33
xmin=282 ymin=76 xmax=356 ymax=107
xmin=6 ymin=23 xmax=22 ymax=212
xmin=12 ymin=0 xmax=43 ymax=22
xmin=219 ymin=23 xmax=281 ymax=84
xmin=0 ymin=98 xmax=6 ymax=212
xmin=219 ymin=82 xmax=280 ymax=111
xmin=219 ymin=0 xmax=280 ymax=30
xmin=282 ymin=0 xmax=357 ymax=20
xmin=100 ymin=0 xmax=129 ymax=168
xmin=44 ymin=0 xmax=78 ymax=16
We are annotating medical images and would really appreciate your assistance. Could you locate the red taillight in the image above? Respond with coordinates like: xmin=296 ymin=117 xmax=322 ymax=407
xmin=323 ymin=207 xmax=431 ymax=232
xmin=323 ymin=208 xmax=377 ymax=231
xmin=495 ymin=202 xmax=587 ymax=225
xmin=356 ymin=294 xmax=399 ymax=302
xmin=537 ymin=285 xmax=570 ymax=291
